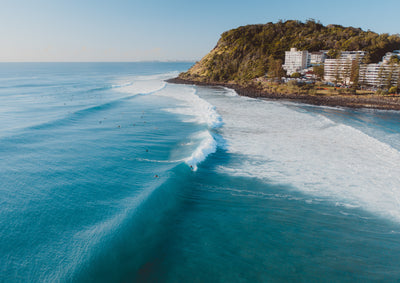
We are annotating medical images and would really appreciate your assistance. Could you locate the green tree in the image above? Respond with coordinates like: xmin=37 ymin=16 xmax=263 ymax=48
xmin=397 ymin=66 xmax=400 ymax=88
xmin=342 ymin=58 xmax=352 ymax=85
xmin=327 ymin=49 xmax=340 ymax=59
xmin=334 ymin=64 xmax=341 ymax=85
xmin=389 ymin=55 xmax=400 ymax=64
xmin=377 ymin=65 xmax=385 ymax=89
xmin=350 ymin=56 xmax=360 ymax=90
xmin=267 ymin=56 xmax=285 ymax=81
xmin=358 ymin=65 xmax=368 ymax=89
xmin=291 ymin=72 xmax=301 ymax=78
xmin=388 ymin=86 xmax=398 ymax=94
xmin=386 ymin=62 xmax=397 ymax=89
xmin=313 ymin=65 xmax=324 ymax=80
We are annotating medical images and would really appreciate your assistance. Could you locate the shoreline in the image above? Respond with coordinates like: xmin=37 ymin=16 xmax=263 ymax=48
xmin=167 ymin=77 xmax=400 ymax=111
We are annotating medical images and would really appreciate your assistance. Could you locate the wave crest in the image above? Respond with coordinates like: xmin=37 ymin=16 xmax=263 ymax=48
xmin=154 ymin=84 xmax=223 ymax=170
xmin=184 ymin=131 xmax=218 ymax=171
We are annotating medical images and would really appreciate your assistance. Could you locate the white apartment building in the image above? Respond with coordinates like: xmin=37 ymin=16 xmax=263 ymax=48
xmin=324 ymin=51 xmax=367 ymax=84
xmin=309 ymin=51 xmax=327 ymax=65
xmin=359 ymin=63 xmax=400 ymax=87
xmin=282 ymin=48 xmax=309 ymax=76
xmin=324 ymin=58 xmax=354 ymax=84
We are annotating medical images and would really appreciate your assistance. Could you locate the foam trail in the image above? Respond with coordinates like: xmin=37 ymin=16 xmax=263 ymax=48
xmin=135 ymin=158 xmax=185 ymax=164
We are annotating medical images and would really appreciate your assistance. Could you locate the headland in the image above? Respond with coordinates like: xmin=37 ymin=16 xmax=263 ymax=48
xmin=168 ymin=20 xmax=400 ymax=111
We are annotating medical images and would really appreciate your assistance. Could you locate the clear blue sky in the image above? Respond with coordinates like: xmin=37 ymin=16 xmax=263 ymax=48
xmin=0 ymin=0 xmax=399 ymax=62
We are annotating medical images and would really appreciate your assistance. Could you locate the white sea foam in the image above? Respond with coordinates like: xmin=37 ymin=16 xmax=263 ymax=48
xmin=116 ymin=80 xmax=167 ymax=96
xmin=133 ymin=71 xmax=180 ymax=81
xmin=112 ymin=72 xmax=179 ymax=96
xmin=134 ymin=157 xmax=184 ymax=164
xmin=184 ymin=131 xmax=218 ymax=171
xmin=155 ymin=85 xmax=223 ymax=128
xmin=222 ymin=87 xmax=239 ymax=97
xmin=192 ymin=91 xmax=400 ymax=222
xmin=151 ymin=83 xmax=223 ymax=169
xmin=111 ymin=82 xmax=133 ymax=88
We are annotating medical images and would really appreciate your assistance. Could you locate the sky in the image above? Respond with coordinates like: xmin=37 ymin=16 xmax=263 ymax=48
xmin=0 ymin=0 xmax=399 ymax=62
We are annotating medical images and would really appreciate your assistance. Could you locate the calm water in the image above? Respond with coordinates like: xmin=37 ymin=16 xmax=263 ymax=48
xmin=1 ymin=62 xmax=400 ymax=282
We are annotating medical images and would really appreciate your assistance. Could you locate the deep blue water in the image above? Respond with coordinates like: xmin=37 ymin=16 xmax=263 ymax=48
xmin=1 ymin=63 xmax=400 ymax=282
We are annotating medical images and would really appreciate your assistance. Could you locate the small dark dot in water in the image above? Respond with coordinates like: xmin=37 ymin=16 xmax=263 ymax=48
xmin=132 ymin=123 xmax=136 ymax=126
xmin=146 ymin=149 xmax=149 ymax=152
xmin=154 ymin=175 xmax=159 ymax=178
xmin=99 ymin=121 xmax=102 ymax=124
xmin=117 ymin=125 xmax=121 ymax=128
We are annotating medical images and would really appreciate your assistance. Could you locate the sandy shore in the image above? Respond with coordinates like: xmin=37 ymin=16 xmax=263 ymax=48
xmin=167 ymin=77 xmax=400 ymax=111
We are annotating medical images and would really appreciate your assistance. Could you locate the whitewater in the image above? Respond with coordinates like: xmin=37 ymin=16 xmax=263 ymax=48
xmin=1 ymin=62 xmax=400 ymax=282
xmin=204 ymin=91 xmax=400 ymax=222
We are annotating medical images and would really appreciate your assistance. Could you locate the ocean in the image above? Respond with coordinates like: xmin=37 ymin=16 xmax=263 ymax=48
xmin=1 ymin=62 xmax=400 ymax=282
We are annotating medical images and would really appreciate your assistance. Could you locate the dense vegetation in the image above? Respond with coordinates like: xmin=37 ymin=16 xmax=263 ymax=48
xmin=179 ymin=20 xmax=400 ymax=83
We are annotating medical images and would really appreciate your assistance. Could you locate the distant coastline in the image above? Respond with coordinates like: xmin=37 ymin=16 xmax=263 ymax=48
xmin=167 ymin=77 xmax=400 ymax=111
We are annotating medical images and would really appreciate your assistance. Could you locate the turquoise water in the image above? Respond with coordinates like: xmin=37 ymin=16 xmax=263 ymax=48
xmin=1 ymin=63 xmax=400 ymax=282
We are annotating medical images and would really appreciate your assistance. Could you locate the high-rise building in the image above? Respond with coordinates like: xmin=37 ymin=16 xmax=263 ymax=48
xmin=282 ymin=48 xmax=309 ymax=76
